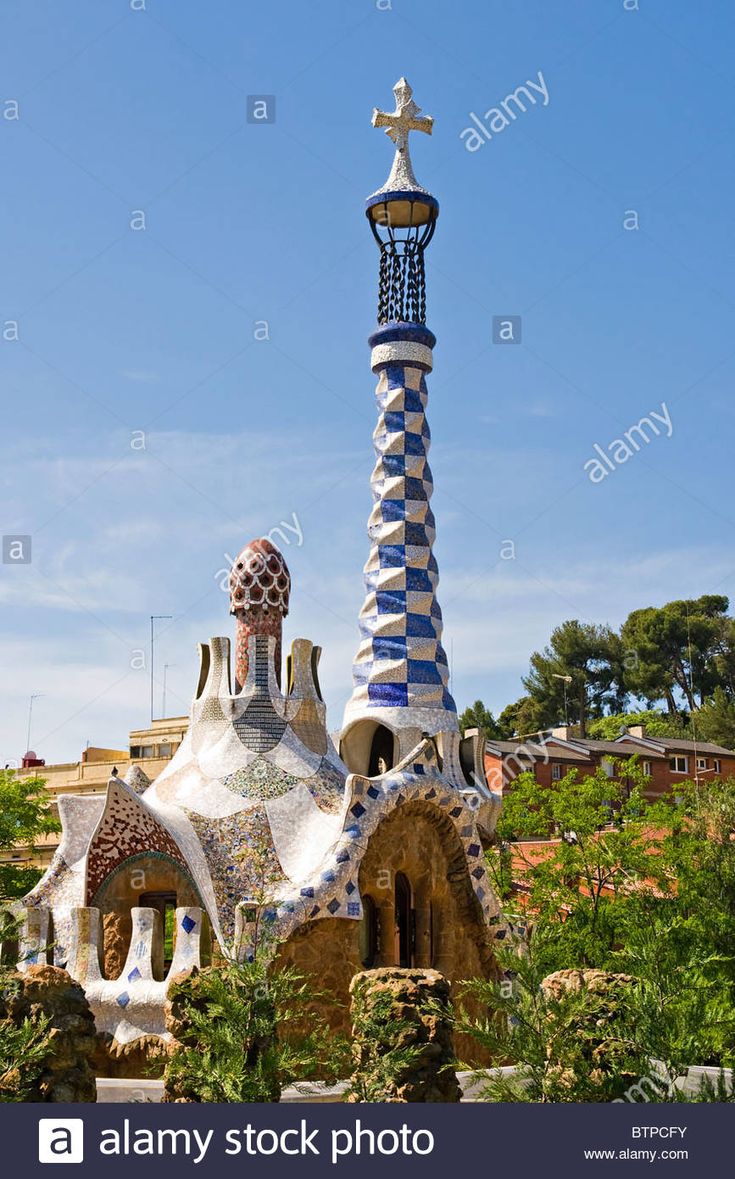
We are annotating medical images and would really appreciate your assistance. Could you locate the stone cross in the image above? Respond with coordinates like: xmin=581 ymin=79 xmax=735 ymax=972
xmin=372 ymin=78 xmax=433 ymax=192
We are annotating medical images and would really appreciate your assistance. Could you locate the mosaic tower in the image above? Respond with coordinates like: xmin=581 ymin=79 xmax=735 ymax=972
xmin=342 ymin=80 xmax=458 ymax=773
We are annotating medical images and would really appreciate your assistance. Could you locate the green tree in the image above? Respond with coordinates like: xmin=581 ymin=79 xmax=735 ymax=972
xmin=0 ymin=770 xmax=59 ymax=899
xmin=496 ymin=696 xmax=549 ymax=739
xmin=649 ymin=778 xmax=735 ymax=991
xmin=0 ymin=1015 xmax=52 ymax=1102
xmin=490 ymin=761 xmax=659 ymax=974
xmin=523 ymin=620 xmax=625 ymax=738
xmin=458 ymin=942 xmax=651 ymax=1102
xmin=587 ymin=709 xmax=689 ymax=740
xmin=163 ymin=957 xmax=349 ymax=1102
xmin=459 ymin=700 xmax=501 ymax=740
xmin=692 ymin=687 xmax=735 ymax=750
xmin=471 ymin=775 xmax=735 ymax=1091
xmin=621 ymin=595 xmax=730 ymax=715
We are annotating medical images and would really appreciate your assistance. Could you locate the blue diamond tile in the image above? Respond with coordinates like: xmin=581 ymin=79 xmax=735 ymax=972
xmin=467 ymin=843 xmax=481 ymax=858
xmin=300 ymin=886 xmax=315 ymax=897
xmin=181 ymin=914 xmax=196 ymax=934
xmin=127 ymin=966 xmax=141 ymax=982
xmin=345 ymin=881 xmax=356 ymax=895
xmin=347 ymin=902 xmax=360 ymax=917
xmin=351 ymin=802 xmax=366 ymax=818
xmin=327 ymin=898 xmax=341 ymax=914
xmin=336 ymin=849 xmax=350 ymax=863
xmin=116 ymin=991 xmax=130 ymax=1008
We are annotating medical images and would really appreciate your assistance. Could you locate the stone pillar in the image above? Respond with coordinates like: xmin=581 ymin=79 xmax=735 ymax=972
xmin=413 ymin=885 xmax=432 ymax=968
xmin=375 ymin=898 xmax=395 ymax=967
xmin=121 ymin=907 xmax=159 ymax=984
xmin=167 ymin=907 xmax=203 ymax=978
xmin=17 ymin=906 xmax=50 ymax=971
xmin=65 ymin=907 xmax=103 ymax=983
xmin=349 ymin=967 xmax=461 ymax=1102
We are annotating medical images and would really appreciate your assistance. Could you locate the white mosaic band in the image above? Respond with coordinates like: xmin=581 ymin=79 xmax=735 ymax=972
xmin=371 ymin=339 xmax=434 ymax=372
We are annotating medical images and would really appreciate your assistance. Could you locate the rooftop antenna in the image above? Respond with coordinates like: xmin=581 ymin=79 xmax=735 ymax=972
xmin=150 ymin=616 xmax=173 ymax=723
xmin=25 ymin=693 xmax=43 ymax=758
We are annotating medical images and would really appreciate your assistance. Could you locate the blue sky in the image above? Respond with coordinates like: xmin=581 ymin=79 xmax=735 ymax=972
xmin=1 ymin=0 xmax=734 ymax=764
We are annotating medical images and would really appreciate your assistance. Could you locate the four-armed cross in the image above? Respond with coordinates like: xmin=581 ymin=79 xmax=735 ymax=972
xmin=372 ymin=77 xmax=433 ymax=149
xmin=371 ymin=78 xmax=433 ymax=193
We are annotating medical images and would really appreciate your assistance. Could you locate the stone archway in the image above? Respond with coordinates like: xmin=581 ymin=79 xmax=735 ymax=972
xmin=276 ymin=797 xmax=497 ymax=1045
xmin=356 ymin=800 xmax=495 ymax=982
xmin=90 ymin=854 xmax=206 ymax=981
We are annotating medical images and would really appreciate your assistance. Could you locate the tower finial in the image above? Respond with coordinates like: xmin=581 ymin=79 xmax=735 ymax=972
xmin=371 ymin=77 xmax=433 ymax=194
xmin=366 ymin=80 xmax=439 ymax=325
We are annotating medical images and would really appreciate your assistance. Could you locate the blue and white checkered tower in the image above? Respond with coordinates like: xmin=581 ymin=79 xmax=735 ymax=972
xmin=341 ymin=80 xmax=459 ymax=777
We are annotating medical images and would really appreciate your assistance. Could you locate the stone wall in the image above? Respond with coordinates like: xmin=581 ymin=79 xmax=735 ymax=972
xmin=0 ymin=965 xmax=97 ymax=1101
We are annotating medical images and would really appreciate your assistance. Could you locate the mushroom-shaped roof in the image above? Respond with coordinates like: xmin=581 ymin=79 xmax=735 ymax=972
xmin=229 ymin=538 xmax=291 ymax=616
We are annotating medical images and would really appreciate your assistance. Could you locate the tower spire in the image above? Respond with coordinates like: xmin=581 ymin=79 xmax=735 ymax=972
xmin=341 ymin=80 xmax=457 ymax=777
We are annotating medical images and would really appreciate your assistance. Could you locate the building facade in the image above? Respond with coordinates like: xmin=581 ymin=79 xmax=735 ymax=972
xmin=16 ymin=81 xmax=505 ymax=1061
xmin=483 ymin=725 xmax=735 ymax=799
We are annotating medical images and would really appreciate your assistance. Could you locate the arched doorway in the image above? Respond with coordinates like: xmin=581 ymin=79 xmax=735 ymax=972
xmin=368 ymin=725 xmax=394 ymax=777
xmin=394 ymin=872 xmax=413 ymax=967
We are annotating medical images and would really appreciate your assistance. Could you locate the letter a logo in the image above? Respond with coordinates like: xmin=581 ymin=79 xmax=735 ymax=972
xmin=38 ymin=1119 xmax=84 ymax=1163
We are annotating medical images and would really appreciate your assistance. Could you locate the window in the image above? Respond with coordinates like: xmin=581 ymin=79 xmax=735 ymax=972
xmin=551 ymin=763 xmax=562 ymax=781
xmin=140 ymin=745 xmax=154 ymax=759
xmin=130 ymin=745 xmax=141 ymax=758
xmin=158 ymin=743 xmax=172 ymax=758
xmin=642 ymin=761 xmax=652 ymax=776
xmin=394 ymin=873 xmax=413 ymax=968
xmin=368 ymin=725 xmax=394 ymax=777
xmin=669 ymin=756 xmax=688 ymax=774
xmin=714 ymin=759 xmax=722 ymax=774
xmin=139 ymin=891 xmax=177 ymax=971
xmin=696 ymin=757 xmax=707 ymax=771
xmin=601 ymin=758 xmax=614 ymax=778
